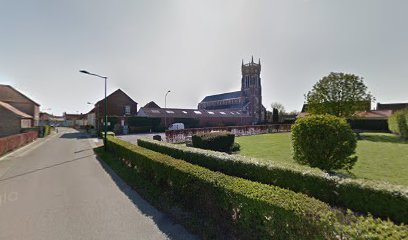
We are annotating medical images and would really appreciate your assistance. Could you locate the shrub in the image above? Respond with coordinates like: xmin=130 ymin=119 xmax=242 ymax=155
xmin=192 ymin=131 xmax=235 ymax=152
xmin=138 ymin=138 xmax=408 ymax=223
xmin=388 ymin=110 xmax=408 ymax=140
xmin=292 ymin=114 xmax=357 ymax=171
xmin=105 ymin=137 xmax=408 ymax=239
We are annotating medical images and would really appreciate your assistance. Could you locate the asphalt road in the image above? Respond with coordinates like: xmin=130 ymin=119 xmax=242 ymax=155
xmin=0 ymin=128 xmax=196 ymax=240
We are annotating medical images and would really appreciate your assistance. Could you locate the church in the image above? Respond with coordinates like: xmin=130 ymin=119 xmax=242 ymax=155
xmin=198 ymin=57 xmax=267 ymax=124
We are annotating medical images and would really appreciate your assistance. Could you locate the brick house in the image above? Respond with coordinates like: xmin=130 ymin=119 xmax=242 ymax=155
xmin=0 ymin=85 xmax=40 ymax=126
xmin=0 ymin=101 xmax=33 ymax=137
xmin=94 ymin=89 xmax=138 ymax=131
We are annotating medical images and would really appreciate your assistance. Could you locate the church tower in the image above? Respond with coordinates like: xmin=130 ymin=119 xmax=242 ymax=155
xmin=241 ymin=56 xmax=263 ymax=124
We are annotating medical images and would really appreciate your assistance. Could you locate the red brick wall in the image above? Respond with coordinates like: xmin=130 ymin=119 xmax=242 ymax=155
xmin=0 ymin=86 xmax=39 ymax=124
xmin=0 ymin=131 xmax=38 ymax=156
xmin=0 ymin=107 xmax=22 ymax=137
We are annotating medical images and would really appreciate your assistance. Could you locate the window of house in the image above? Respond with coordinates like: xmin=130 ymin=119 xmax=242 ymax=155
xmin=125 ymin=105 xmax=131 ymax=115
xmin=166 ymin=110 xmax=175 ymax=114
xmin=220 ymin=112 xmax=226 ymax=115
xmin=151 ymin=110 xmax=160 ymax=113
xmin=194 ymin=111 xmax=202 ymax=114
xmin=208 ymin=111 xmax=215 ymax=115
xmin=182 ymin=111 xmax=188 ymax=114
xmin=230 ymin=112 xmax=235 ymax=115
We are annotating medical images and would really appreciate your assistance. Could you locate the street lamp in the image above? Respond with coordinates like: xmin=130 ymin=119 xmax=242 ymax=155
xmin=80 ymin=70 xmax=108 ymax=151
xmin=164 ymin=90 xmax=171 ymax=129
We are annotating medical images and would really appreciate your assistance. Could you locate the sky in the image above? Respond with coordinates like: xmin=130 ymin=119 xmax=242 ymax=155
xmin=0 ymin=0 xmax=407 ymax=116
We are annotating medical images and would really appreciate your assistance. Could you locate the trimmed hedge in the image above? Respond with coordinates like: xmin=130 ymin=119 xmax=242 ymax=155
xmin=107 ymin=137 xmax=408 ymax=239
xmin=192 ymin=131 xmax=235 ymax=152
xmin=138 ymin=138 xmax=408 ymax=224
xmin=388 ymin=110 xmax=408 ymax=140
xmin=292 ymin=114 xmax=358 ymax=171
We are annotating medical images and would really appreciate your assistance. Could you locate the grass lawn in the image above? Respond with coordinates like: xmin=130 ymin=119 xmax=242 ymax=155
xmin=236 ymin=132 xmax=408 ymax=186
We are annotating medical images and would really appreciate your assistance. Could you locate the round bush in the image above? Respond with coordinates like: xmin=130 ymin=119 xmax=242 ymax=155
xmin=291 ymin=114 xmax=357 ymax=172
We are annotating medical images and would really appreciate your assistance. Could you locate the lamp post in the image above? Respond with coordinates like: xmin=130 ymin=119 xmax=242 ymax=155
xmin=80 ymin=70 xmax=108 ymax=151
xmin=164 ymin=90 xmax=171 ymax=129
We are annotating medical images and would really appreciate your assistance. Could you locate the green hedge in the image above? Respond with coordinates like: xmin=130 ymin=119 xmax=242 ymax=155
xmin=388 ymin=110 xmax=408 ymax=140
xmin=348 ymin=119 xmax=389 ymax=132
xmin=106 ymin=137 xmax=407 ymax=239
xmin=192 ymin=131 xmax=235 ymax=152
xmin=138 ymin=138 xmax=408 ymax=224
xmin=21 ymin=125 xmax=52 ymax=138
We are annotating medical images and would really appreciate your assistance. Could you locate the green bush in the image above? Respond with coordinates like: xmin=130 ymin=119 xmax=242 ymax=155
xmin=347 ymin=119 xmax=389 ymax=132
xmin=138 ymin=138 xmax=408 ymax=223
xmin=388 ymin=110 xmax=408 ymax=140
xmin=292 ymin=114 xmax=357 ymax=171
xmin=100 ymin=131 xmax=115 ymax=138
xmin=192 ymin=131 xmax=235 ymax=152
xmin=105 ymin=137 xmax=407 ymax=239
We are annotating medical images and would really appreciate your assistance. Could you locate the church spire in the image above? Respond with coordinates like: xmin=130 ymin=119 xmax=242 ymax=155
xmin=242 ymin=59 xmax=244 ymax=66
xmin=251 ymin=55 xmax=254 ymax=63
xmin=258 ymin=58 xmax=261 ymax=65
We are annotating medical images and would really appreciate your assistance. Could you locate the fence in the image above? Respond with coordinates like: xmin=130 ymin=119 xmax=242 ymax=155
xmin=0 ymin=131 xmax=38 ymax=156
xmin=165 ymin=124 xmax=292 ymax=143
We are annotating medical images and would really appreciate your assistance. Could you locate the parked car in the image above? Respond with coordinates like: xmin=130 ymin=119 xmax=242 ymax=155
xmin=168 ymin=123 xmax=185 ymax=130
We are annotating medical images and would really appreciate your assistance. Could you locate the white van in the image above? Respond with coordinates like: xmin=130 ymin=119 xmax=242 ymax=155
xmin=168 ymin=123 xmax=185 ymax=130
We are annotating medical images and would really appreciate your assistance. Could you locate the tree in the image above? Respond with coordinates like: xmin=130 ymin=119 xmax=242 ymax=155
xmin=305 ymin=72 xmax=374 ymax=118
xmin=271 ymin=102 xmax=286 ymax=122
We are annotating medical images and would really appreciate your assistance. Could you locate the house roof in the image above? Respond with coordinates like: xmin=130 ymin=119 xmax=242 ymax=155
xmin=95 ymin=89 xmax=138 ymax=106
xmin=64 ymin=113 xmax=87 ymax=120
xmin=0 ymin=101 xmax=33 ymax=118
xmin=200 ymin=91 xmax=241 ymax=103
xmin=0 ymin=84 xmax=40 ymax=106
xmin=353 ymin=110 xmax=393 ymax=119
xmin=138 ymin=107 xmax=251 ymax=119
xmin=143 ymin=101 xmax=161 ymax=108
xmin=377 ymin=102 xmax=408 ymax=112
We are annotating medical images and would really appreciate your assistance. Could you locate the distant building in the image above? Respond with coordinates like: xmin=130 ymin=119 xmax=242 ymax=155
xmin=63 ymin=113 xmax=87 ymax=127
xmin=0 ymin=84 xmax=40 ymax=126
xmin=138 ymin=104 xmax=252 ymax=128
xmin=0 ymin=101 xmax=33 ymax=137
xmin=198 ymin=57 xmax=266 ymax=124
xmin=39 ymin=112 xmax=65 ymax=126
xmin=377 ymin=102 xmax=408 ymax=113
xmin=94 ymin=89 xmax=138 ymax=131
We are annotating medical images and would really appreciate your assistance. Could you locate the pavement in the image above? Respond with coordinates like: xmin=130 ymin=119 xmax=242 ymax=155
xmin=0 ymin=128 xmax=196 ymax=240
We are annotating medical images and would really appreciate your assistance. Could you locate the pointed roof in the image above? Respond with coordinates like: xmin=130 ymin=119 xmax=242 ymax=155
xmin=0 ymin=101 xmax=33 ymax=118
xmin=0 ymin=84 xmax=40 ymax=106
xmin=201 ymin=91 xmax=241 ymax=102
xmin=143 ymin=101 xmax=161 ymax=108
xmin=95 ymin=89 xmax=138 ymax=106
